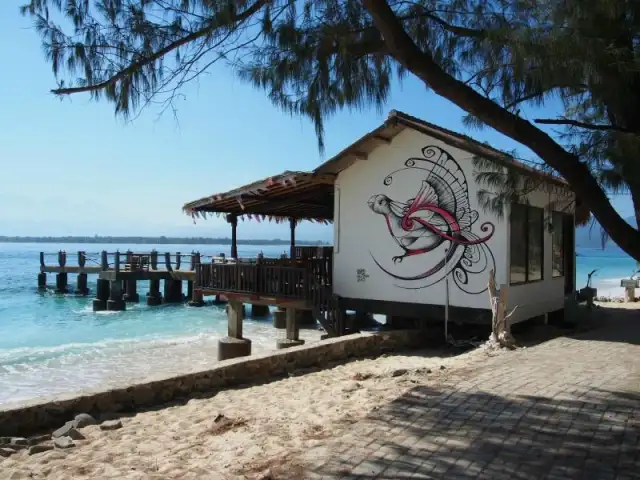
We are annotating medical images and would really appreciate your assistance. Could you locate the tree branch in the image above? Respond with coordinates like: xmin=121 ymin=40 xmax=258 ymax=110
xmin=534 ymin=118 xmax=636 ymax=134
xmin=361 ymin=0 xmax=640 ymax=259
xmin=51 ymin=0 xmax=269 ymax=96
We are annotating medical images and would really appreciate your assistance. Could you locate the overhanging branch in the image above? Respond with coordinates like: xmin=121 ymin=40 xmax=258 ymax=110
xmin=534 ymin=118 xmax=636 ymax=134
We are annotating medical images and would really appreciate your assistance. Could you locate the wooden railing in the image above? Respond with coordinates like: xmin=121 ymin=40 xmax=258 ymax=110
xmin=40 ymin=250 xmax=202 ymax=272
xmin=197 ymin=260 xmax=309 ymax=299
xmin=196 ymin=257 xmax=331 ymax=301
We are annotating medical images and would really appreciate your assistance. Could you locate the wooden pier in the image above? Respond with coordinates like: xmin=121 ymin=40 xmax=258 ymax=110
xmin=38 ymin=246 xmax=345 ymax=354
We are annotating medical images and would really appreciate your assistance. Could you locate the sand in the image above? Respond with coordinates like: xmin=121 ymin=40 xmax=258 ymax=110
xmin=5 ymin=302 xmax=635 ymax=480
xmin=0 ymin=344 xmax=489 ymax=480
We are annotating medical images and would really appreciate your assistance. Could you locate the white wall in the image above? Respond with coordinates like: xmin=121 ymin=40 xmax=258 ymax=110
xmin=333 ymin=128 xmax=573 ymax=323
xmin=333 ymin=128 xmax=508 ymax=311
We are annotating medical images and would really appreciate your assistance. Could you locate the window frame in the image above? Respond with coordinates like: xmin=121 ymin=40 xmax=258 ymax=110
xmin=551 ymin=211 xmax=565 ymax=278
xmin=510 ymin=203 xmax=545 ymax=285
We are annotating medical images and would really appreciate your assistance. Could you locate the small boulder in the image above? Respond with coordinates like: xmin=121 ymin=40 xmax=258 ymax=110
xmin=10 ymin=438 xmax=28 ymax=447
xmin=440 ymin=365 xmax=446 ymax=370
xmin=67 ymin=428 xmax=85 ymax=441
xmin=54 ymin=437 xmax=75 ymax=449
xmin=28 ymin=445 xmax=54 ymax=455
xmin=0 ymin=447 xmax=17 ymax=458
xmin=29 ymin=434 xmax=52 ymax=446
xmin=73 ymin=413 xmax=97 ymax=428
xmin=99 ymin=419 xmax=123 ymax=431
xmin=52 ymin=421 xmax=76 ymax=439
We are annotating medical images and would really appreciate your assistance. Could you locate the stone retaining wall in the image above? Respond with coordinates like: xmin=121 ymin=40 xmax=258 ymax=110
xmin=0 ymin=330 xmax=431 ymax=436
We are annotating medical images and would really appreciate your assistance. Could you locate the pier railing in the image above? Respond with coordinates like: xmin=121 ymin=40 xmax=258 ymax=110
xmin=196 ymin=256 xmax=332 ymax=302
xmin=40 ymin=250 xmax=203 ymax=273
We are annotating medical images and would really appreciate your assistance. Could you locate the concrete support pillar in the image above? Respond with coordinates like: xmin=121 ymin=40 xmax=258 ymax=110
xmin=277 ymin=308 xmax=305 ymax=349
xmin=124 ymin=280 xmax=139 ymax=303
xmin=251 ymin=304 xmax=270 ymax=317
xmin=37 ymin=272 xmax=46 ymax=290
xmin=55 ymin=272 xmax=68 ymax=294
xmin=93 ymin=279 xmax=110 ymax=311
xmin=273 ymin=308 xmax=287 ymax=329
xmin=163 ymin=279 xmax=183 ymax=303
xmin=107 ymin=280 xmax=126 ymax=311
xmin=147 ymin=279 xmax=162 ymax=306
xmin=187 ymin=283 xmax=204 ymax=307
xmin=296 ymin=309 xmax=316 ymax=326
xmin=75 ymin=273 xmax=89 ymax=296
xmin=218 ymin=300 xmax=251 ymax=360
xmin=225 ymin=303 xmax=245 ymax=317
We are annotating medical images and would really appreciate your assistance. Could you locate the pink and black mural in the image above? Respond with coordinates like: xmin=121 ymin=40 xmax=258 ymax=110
xmin=368 ymin=145 xmax=496 ymax=294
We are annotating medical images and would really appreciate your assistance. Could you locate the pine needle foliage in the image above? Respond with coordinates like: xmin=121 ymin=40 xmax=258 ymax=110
xmin=20 ymin=0 xmax=640 ymax=258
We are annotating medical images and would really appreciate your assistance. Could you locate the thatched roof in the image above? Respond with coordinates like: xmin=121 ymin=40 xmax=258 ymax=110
xmin=183 ymin=171 xmax=335 ymax=223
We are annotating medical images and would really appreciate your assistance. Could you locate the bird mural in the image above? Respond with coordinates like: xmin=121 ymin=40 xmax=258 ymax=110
xmin=368 ymin=145 xmax=496 ymax=294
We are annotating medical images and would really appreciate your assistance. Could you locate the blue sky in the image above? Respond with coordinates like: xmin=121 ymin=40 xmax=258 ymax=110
xmin=0 ymin=2 xmax=633 ymax=241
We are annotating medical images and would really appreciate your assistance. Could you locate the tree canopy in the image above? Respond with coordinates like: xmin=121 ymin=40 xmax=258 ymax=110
xmin=21 ymin=0 xmax=640 ymax=259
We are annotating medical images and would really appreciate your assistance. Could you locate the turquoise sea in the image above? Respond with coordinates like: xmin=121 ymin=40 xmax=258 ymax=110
xmin=0 ymin=242 xmax=635 ymax=406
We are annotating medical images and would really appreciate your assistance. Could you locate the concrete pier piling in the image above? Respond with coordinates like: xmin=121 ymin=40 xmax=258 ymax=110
xmin=107 ymin=280 xmax=126 ymax=311
xmin=273 ymin=307 xmax=287 ymax=329
xmin=55 ymin=273 xmax=68 ymax=294
xmin=251 ymin=304 xmax=270 ymax=317
xmin=37 ymin=272 xmax=46 ymax=290
xmin=75 ymin=273 xmax=89 ymax=296
xmin=218 ymin=300 xmax=251 ymax=361
xmin=163 ymin=279 xmax=183 ymax=303
xmin=93 ymin=279 xmax=110 ymax=311
xmin=277 ymin=308 xmax=305 ymax=349
xmin=54 ymin=251 xmax=68 ymax=293
xmin=147 ymin=279 xmax=162 ymax=306
xmin=124 ymin=280 xmax=139 ymax=303
xmin=296 ymin=309 xmax=317 ymax=326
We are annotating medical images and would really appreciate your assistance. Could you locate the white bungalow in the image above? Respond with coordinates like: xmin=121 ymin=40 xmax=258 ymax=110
xmin=184 ymin=110 xmax=577 ymax=357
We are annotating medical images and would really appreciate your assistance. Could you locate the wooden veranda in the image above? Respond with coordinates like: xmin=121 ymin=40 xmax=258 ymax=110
xmin=183 ymin=171 xmax=345 ymax=336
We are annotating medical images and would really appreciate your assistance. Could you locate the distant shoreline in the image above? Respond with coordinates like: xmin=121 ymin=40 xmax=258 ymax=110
xmin=0 ymin=236 xmax=329 ymax=246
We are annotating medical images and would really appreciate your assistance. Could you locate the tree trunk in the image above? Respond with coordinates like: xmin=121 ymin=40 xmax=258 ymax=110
xmin=362 ymin=0 xmax=640 ymax=262
xmin=487 ymin=270 xmax=517 ymax=349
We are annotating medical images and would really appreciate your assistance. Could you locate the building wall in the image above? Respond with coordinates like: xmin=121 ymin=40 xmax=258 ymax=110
xmin=333 ymin=128 xmax=573 ymax=323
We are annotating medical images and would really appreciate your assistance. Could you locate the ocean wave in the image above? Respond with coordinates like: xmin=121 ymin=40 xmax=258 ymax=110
xmin=0 ymin=332 xmax=219 ymax=367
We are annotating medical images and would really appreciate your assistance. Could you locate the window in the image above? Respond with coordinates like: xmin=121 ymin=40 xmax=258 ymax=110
xmin=510 ymin=203 xmax=544 ymax=284
xmin=551 ymin=211 xmax=565 ymax=277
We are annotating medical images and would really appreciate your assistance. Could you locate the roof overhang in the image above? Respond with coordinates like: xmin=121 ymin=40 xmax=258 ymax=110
xmin=314 ymin=110 xmax=569 ymax=188
xmin=183 ymin=171 xmax=335 ymax=223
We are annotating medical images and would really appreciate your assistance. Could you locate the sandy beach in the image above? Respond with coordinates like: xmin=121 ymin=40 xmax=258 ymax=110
xmin=1 ymin=344 xmax=490 ymax=479
xmin=2 ymin=302 xmax=635 ymax=479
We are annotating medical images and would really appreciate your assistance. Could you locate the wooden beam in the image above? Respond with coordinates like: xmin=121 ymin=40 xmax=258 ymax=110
xmin=372 ymin=134 xmax=392 ymax=144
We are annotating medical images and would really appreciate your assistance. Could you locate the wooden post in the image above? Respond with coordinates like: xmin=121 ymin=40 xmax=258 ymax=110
xmin=188 ymin=252 xmax=204 ymax=307
xmin=175 ymin=252 xmax=181 ymax=270
xmin=150 ymin=250 xmax=158 ymax=270
xmin=228 ymin=214 xmax=238 ymax=258
xmin=289 ymin=218 xmax=296 ymax=260
xmin=101 ymin=251 xmax=108 ymax=270
xmin=37 ymin=272 xmax=46 ymax=290
xmin=78 ymin=251 xmax=86 ymax=268
xmin=164 ymin=252 xmax=172 ymax=271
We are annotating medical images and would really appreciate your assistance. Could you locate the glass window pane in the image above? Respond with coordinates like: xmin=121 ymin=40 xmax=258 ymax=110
xmin=510 ymin=204 xmax=527 ymax=283
xmin=527 ymin=207 xmax=544 ymax=281
xmin=552 ymin=212 xmax=564 ymax=277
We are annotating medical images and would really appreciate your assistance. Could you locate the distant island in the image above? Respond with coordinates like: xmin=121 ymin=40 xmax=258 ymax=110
xmin=0 ymin=236 xmax=330 ymax=246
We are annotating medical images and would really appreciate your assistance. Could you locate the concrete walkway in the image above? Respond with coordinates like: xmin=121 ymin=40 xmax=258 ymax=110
xmin=298 ymin=308 xmax=640 ymax=479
